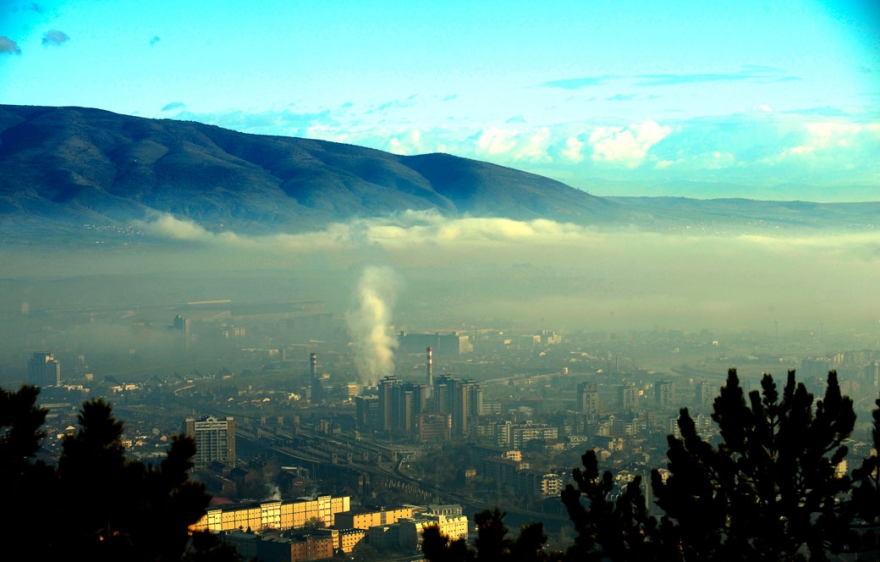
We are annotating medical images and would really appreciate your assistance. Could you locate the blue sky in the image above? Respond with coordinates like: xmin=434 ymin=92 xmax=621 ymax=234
xmin=1 ymin=0 xmax=878 ymax=200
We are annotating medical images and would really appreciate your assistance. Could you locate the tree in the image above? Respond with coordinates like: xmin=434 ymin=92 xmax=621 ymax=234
xmin=561 ymin=450 xmax=664 ymax=562
xmin=652 ymin=369 xmax=858 ymax=561
xmin=422 ymin=507 xmax=561 ymax=562
xmin=0 ymin=384 xmax=240 ymax=562
xmin=0 ymin=384 xmax=56 ymax=559
xmin=851 ymin=393 xmax=880 ymax=551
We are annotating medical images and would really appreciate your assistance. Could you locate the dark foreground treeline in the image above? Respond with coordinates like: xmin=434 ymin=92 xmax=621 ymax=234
xmin=424 ymin=370 xmax=880 ymax=562
xmin=0 ymin=385 xmax=241 ymax=562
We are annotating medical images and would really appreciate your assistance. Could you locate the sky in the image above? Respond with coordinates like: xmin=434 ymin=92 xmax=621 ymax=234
xmin=0 ymin=0 xmax=878 ymax=200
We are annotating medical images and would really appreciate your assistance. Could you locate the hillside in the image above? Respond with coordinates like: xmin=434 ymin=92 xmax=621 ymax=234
xmin=0 ymin=104 xmax=613 ymax=239
xmin=1 ymin=105 xmax=877 ymax=245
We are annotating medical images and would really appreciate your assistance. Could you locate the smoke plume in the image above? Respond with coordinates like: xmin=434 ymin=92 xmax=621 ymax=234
xmin=347 ymin=266 xmax=400 ymax=384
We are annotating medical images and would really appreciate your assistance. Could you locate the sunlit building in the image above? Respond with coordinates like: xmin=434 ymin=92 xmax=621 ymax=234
xmin=185 ymin=415 xmax=236 ymax=468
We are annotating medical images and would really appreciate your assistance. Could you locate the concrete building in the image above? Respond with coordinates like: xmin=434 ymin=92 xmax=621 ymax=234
xmin=336 ymin=528 xmax=367 ymax=553
xmin=186 ymin=415 xmax=236 ymax=468
xmin=618 ymin=382 xmax=639 ymax=413
xmin=193 ymin=496 xmax=351 ymax=533
xmin=377 ymin=377 xmax=428 ymax=436
xmin=355 ymin=395 xmax=378 ymax=431
xmin=576 ymin=381 xmax=599 ymax=414
xmin=655 ymin=380 xmax=676 ymax=409
xmin=398 ymin=331 xmax=473 ymax=357
xmin=334 ymin=506 xmax=414 ymax=530
xmin=256 ymin=532 xmax=335 ymax=562
xmin=418 ymin=412 xmax=452 ymax=442
xmin=397 ymin=514 xmax=468 ymax=552
xmin=509 ymin=422 xmax=558 ymax=449
xmin=433 ymin=375 xmax=482 ymax=437
xmin=27 ymin=352 xmax=60 ymax=387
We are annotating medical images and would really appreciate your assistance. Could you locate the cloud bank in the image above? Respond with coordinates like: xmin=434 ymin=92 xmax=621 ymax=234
xmin=172 ymin=106 xmax=880 ymax=198
xmin=130 ymin=211 xmax=880 ymax=331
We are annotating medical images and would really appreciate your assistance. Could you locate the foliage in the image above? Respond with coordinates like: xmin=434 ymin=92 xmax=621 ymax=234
xmin=560 ymin=450 xmax=663 ymax=562
xmin=422 ymin=507 xmax=562 ymax=562
xmin=851 ymin=393 xmax=880 ymax=550
xmin=0 ymin=384 xmax=240 ymax=562
xmin=652 ymin=369 xmax=859 ymax=561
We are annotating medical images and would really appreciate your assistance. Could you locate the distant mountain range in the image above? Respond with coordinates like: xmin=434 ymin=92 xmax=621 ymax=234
xmin=1 ymin=105 xmax=877 ymax=243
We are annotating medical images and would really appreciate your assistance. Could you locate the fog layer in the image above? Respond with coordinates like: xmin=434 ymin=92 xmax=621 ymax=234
xmin=3 ymin=211 xmax=878 ymax=333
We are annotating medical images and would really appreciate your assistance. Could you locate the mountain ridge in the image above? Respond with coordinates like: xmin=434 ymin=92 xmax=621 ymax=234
xmin=0 ymin=104 xmax=877 ymax=244
xmin=0 ymin=104 xmax=613 ymax=237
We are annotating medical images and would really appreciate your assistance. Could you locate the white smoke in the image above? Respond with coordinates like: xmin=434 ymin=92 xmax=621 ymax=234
xmin=347 ymin=266 xmax=400 ymax=384
xmin=265 ymin=484 xmax=282 ymax=501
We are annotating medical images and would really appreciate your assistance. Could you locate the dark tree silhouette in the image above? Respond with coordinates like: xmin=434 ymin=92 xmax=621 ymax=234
xmin=0 ymin=385 xmax=241 ymax=562
xmin=851 ymin=393 xmax=880 ymax=551
xmin=652 ymin=369 xmax=858 ymax=561
xmin=422 ymin=507 xmax=561 ymax=562
xmin=560 ymin=449 xmax=664 ymax=562
xmin=0 ymin=384 xmax=56 ymax=560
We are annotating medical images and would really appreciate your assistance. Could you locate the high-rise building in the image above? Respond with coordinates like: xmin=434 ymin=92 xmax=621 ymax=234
xmin=432 ymin=375 xmax=481 ymax=437
xmin=376 ymin=377 xmax=428 ymax=436
xmin=172 ymin=314 xmax=191 ymax=350
xmin=576 ymin=381 xmax=599 ymax=413
xmin=355 ymin=396 xmax=379 ymax=431
xmin=185 ymin=415 xmax=236 ymax=467
xmin=378 ymin=377 xmax=399 ymax=432
xmin=27 ymin=352 xmax=60 ymax=387
xmin=618 ymin=382 xmax=639 ymax=413
xmin=697 ymin=381 xmax=713 ymax=408
xmin=655 ymin=380 xmax=676 ymax=409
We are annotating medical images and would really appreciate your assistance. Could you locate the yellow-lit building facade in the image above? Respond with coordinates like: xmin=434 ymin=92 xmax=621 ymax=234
xmin=333 ymin=506 xmax=414 ymax=530
xmin=192 ymin=496 xmax=351 ymax=533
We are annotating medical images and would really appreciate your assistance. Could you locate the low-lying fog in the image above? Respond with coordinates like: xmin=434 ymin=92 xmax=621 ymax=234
xmin=2 ymin=210 xmax=877 ymax=337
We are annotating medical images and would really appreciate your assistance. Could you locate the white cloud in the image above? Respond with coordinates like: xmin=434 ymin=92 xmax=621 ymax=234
xmin=475 ymin=127 xmax=519 ymax=156
xmin=388 ymin=129 xmax=424 ymax=155
xmin=589 ymin=121 xmax=671 ymax=167
xmin=562 ymin=136 xmax=585 ymax=163
xmin=515 ymin=127 xmax=552 ymax=162
xmin=172 ymin=108 xmax=880 ymax=194
xmin=134 ymin=210 xmax=880 ymax=260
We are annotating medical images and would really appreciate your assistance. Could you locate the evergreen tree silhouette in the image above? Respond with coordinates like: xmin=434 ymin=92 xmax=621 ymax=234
xmin=851 ymin=393 xmax=880 ymax=553
xmin=652 ymin=369 xmax=858 ymax=561
xmin=0 ymin=385 xmax=56 ymax=560
xmin=0 ymin=385 xmax=240 ymax=562
xmin=423 ymin=507 xmax=560 ymax=562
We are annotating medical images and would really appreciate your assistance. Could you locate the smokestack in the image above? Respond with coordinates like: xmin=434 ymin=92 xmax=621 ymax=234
xmin=310 ymin=353 xmax=317 ymax=379
xmin=427 ymin=346 xmax=434 ymax=394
